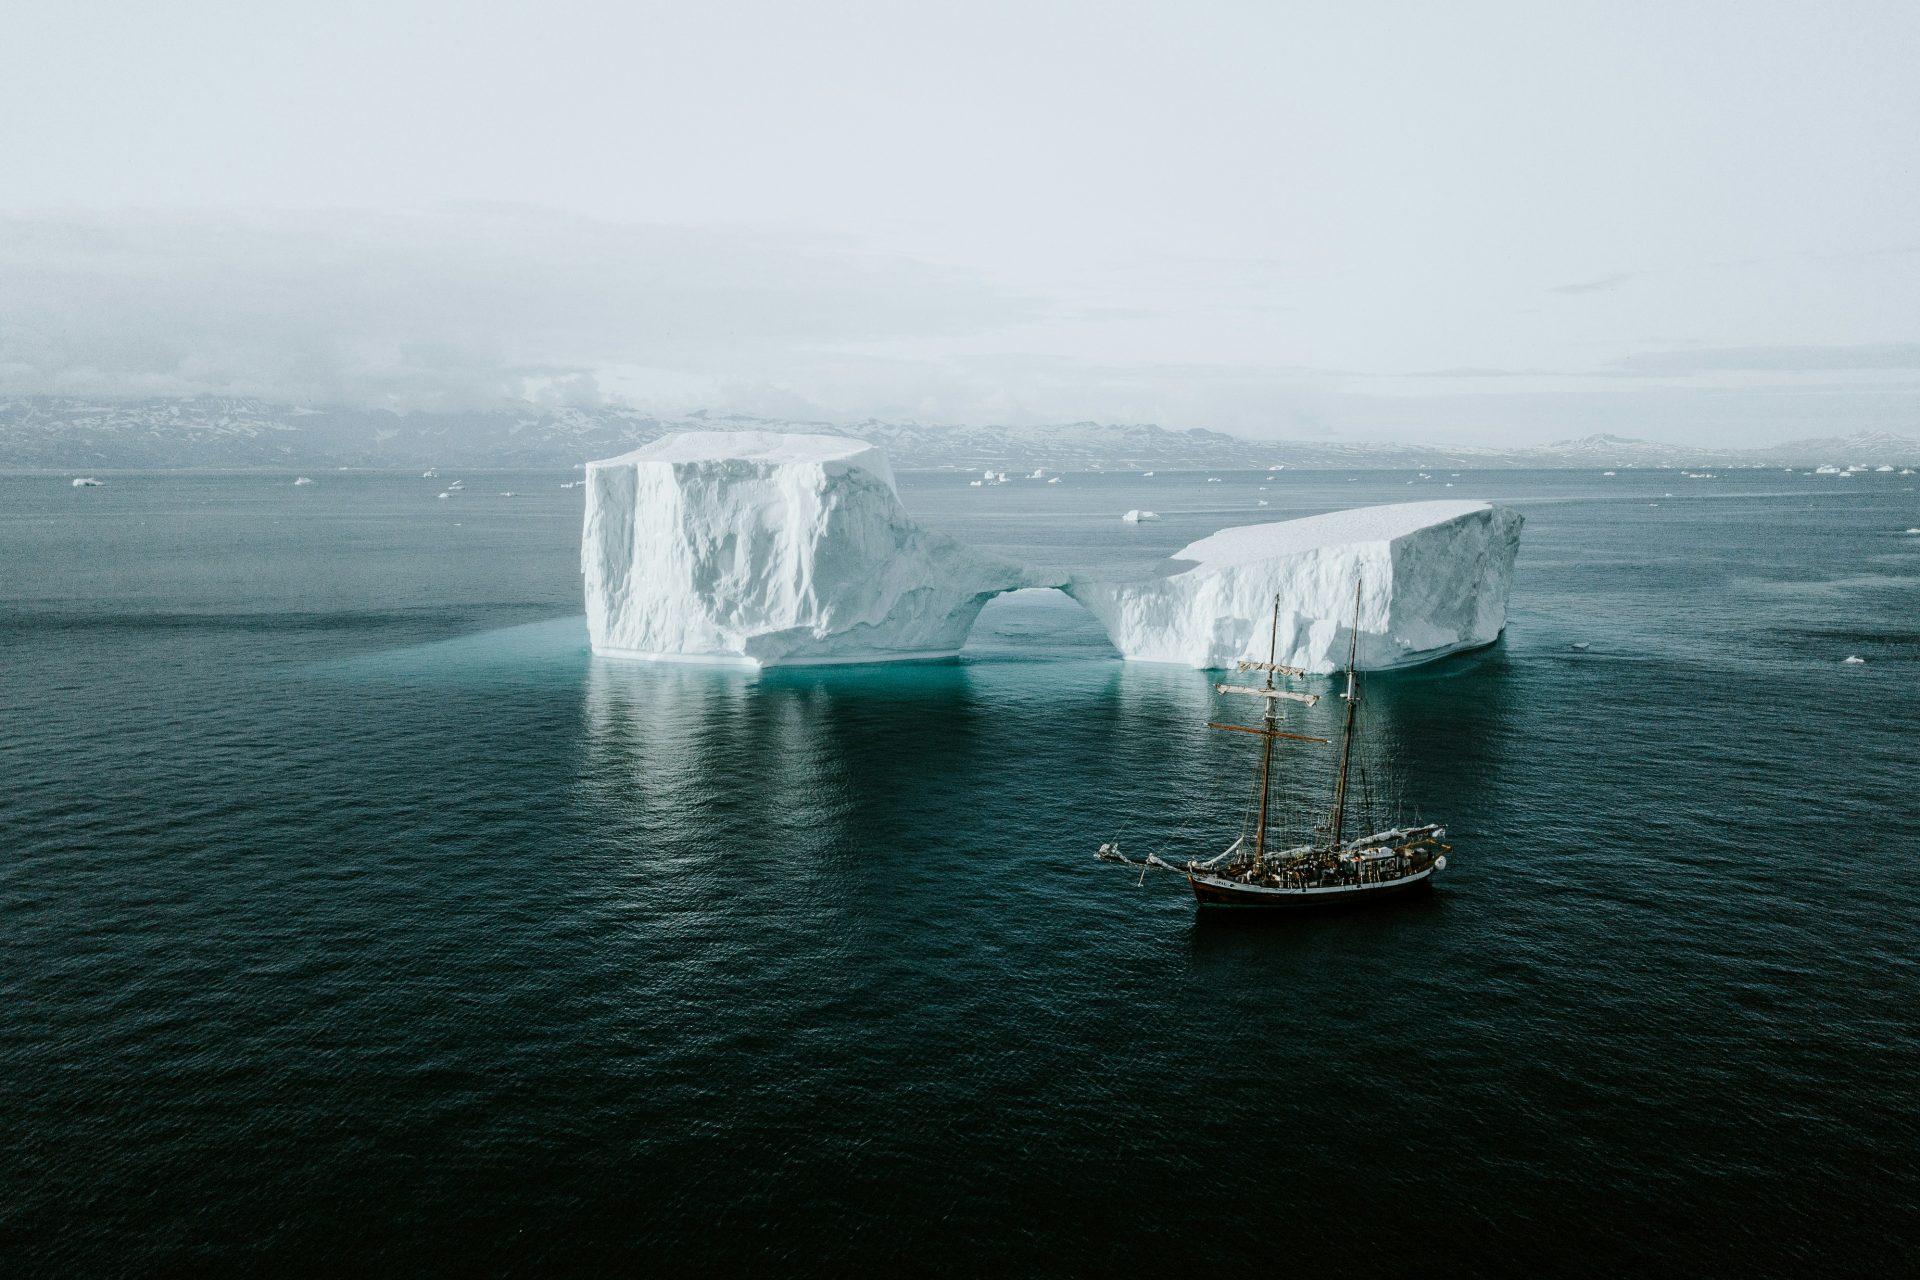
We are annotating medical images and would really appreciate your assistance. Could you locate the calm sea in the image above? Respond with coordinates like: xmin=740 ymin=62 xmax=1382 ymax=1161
xmin=2 ymin=466 xmax=1916 ymax=1275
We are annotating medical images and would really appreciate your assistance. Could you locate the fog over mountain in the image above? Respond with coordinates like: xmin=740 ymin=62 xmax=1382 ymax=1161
xmin=5 ymin=396 xmax=1913 ymax=471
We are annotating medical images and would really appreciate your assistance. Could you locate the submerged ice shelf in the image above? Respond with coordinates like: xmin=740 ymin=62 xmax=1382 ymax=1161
xmin=582 ymin=434 xmax=1523 ymax=671
xmin=1065 ymin=501 xmax=1525 ymax=672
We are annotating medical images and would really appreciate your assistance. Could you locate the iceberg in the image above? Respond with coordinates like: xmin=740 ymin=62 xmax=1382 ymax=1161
xmin=1065 ymin=500 xmax=1524 ymax=672
xmin=582 ymin=432 xmax=1057 ymax=665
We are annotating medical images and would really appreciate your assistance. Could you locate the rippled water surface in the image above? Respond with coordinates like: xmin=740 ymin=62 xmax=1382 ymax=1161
xmin=3 ymin=467 xmax=1917 ymax=1275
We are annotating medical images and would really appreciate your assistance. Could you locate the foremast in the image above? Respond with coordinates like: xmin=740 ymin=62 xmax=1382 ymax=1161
xmin=1209 ymin=594 xmax=1323 ymax=874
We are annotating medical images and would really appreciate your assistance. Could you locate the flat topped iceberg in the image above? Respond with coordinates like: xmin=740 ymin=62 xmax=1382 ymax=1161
xmin=582 ymin=431 xmax=1056 ymax=665
xmin=1066 ymin=500 xmax=1523 ymax=671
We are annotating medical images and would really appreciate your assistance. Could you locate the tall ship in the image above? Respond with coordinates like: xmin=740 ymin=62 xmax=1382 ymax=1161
xmin=1099 ymin=587 xmax=1451 ymax=909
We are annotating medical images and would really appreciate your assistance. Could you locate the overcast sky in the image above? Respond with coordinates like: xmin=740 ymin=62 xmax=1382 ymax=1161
xmin=4 ymin=1 xmax=1918 ymax=444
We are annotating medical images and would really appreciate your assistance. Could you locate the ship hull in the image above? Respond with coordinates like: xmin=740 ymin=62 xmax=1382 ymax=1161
xmin=1189 ymin=865 xmax=1435 ymax=909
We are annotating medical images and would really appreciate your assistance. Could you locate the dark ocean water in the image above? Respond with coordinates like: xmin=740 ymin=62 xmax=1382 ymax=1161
xmin=2 ymin=466 xmax=1917 ymax=1276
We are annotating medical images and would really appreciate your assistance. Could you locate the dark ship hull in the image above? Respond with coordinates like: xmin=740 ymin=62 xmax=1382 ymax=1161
xmin=1189 ymin=864 xmax=1436 ymax=909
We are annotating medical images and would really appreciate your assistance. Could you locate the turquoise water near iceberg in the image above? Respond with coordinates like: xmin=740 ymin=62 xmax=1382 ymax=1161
xmin=1 ymin=467 xmax=1916 ymax=1275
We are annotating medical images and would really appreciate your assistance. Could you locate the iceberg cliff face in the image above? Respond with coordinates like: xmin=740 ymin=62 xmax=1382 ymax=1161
xmin=1066 ymin=500 xmax=1524 ymax=672
xmin=583 ymin=432 xmax=1055 ymax=665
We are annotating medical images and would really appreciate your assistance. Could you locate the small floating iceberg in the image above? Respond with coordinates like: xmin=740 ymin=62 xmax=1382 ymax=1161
xmin=1571 ymin=642 xmax=1590 ymax=652
xmin=1121 ymin=509 xmax=1161 ymax=523
xmin=70 ymin=476 xmax=105 ymax=487
xmin=293 ymin=476 xmax=313 ymax=486
xmin=422 ymin=467 xmax=438 ymax=478
xmin=1843 ymin=655 xmax=1867 ymax=664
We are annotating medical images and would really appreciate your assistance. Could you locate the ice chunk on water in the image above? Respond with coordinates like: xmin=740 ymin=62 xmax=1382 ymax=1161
xmin=1066 ymin=500 xmax=1524 ymax=672
xmin=582 ymin=432 xmax=1059 ymax=666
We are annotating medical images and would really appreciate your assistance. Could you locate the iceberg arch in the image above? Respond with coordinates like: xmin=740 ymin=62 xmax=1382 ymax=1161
xmin=582 ymin=434 xmax=1521 ymax=671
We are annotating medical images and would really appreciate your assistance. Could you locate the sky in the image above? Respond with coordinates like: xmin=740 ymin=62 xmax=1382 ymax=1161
xmin=3 ymin=0 xmax=1918 ymax=445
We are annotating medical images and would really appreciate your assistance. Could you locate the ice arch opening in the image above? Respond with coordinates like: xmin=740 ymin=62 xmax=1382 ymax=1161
xmin=960 ymin=587 xmax=1121 ymax=658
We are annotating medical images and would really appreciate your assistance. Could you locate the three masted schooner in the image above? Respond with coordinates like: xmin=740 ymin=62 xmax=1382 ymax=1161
xmin=1098 ymin=585 xmax=1451 ymax=909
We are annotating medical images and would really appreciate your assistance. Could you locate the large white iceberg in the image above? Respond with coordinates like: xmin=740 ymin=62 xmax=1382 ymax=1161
xmin=1065 ymin=500 xmax=1523 ymax=671
xmin=582 ymin=431 xmax=1056 ymax=665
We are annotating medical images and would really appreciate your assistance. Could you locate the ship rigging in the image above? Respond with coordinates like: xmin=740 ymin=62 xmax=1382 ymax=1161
xmin=1098 ymin=583 xmax=1451 ymax=909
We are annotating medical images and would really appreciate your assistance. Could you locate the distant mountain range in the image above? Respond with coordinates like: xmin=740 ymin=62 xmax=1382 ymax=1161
xmin=1 ymin=397 xmax=1916 ymax=471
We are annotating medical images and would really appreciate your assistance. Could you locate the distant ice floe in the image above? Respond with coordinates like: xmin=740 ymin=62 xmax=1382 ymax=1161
xmin=70 ymin=476 xmax=105 ymax=487
xmin=293 ymin=476 xmax=313 ymax=486
xmin=1121 ymin=509 xmax=1160 ymax=523
xmin=1843 ymin=655 xmax=1867 ymax=664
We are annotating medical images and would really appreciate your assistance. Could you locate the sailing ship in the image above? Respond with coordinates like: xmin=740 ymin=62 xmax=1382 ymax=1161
xmin=1098 ymin=585 xmax=1450 ymax=909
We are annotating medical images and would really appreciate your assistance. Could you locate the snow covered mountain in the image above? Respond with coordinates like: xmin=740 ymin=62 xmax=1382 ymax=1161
xmin=0 ymin=396 xmax=1914 ymax=470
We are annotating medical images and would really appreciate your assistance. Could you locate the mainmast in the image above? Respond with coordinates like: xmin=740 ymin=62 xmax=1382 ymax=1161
xmin=1328 ymin=578 xmax=1363 ymax=849
xmin=1252 ymin=599 xmax=1281 ymax=871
